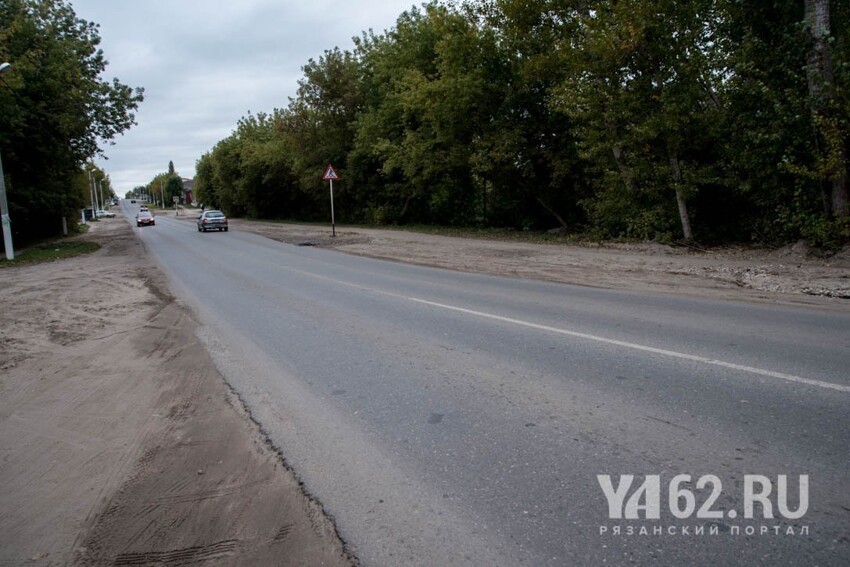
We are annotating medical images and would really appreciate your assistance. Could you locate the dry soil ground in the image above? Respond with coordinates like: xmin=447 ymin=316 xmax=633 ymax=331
xmin=1 ymin=212 xmax=848 ymax=566
xmin=0 ymin=218 xmax=351 ymax=566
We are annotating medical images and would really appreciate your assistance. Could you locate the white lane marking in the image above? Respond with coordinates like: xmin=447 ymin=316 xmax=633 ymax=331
xmin=284 ymin=255 xmax=850 ymax=393
xmin=404 ymin=297 xmax=850 ymax=393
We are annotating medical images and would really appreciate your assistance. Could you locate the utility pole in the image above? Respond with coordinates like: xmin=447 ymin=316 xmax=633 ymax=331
xmin=0 ymin=149 xmax=15 ymax=260
xmin=88 ymin=168 xmax=95 ymax=218
xmin=0 ymin=63 xmax=12 ymax=259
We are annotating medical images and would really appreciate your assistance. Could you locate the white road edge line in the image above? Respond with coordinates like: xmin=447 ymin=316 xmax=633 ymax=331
xmin=288 ymin=265 xmax=850 ymax=393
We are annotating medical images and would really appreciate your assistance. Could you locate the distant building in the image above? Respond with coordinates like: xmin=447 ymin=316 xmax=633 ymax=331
xmin=182 ymin=178 xmax=195 ymax=206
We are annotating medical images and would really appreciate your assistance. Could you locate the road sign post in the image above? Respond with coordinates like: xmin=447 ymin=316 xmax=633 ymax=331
xmin=322 ymin=164 xmax=339 ymax=237
xmin=329 ymin=179 xmax=335 ymax=237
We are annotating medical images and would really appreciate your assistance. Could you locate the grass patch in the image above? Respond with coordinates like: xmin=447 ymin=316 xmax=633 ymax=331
xmin=0 ymin=240 xmax=101 ymax=267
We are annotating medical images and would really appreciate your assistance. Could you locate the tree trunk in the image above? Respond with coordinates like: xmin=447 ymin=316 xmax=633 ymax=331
xmin=669 ymin=151 xmax=693 ymax=241
xmin=804 ymin=0 xmax=832 ymax=103
xmin=482 ymin=176 xmax=487 ymax=225
xmin=833 ymin=146 xmax=849 ymax=217
xmin=398 ymin=193 xmax=414 ymax=221
xmin=675 ymin=188 xmax=693 ymax=242
xmin=605 ymin=119 xmax=635 ymax=192
xmin=699 ymin=77 xmax=721 ymax=110
xmin=804 ymin=0 xmax=849 ymax=217
xmin=536 ymin=197 xmax=568 ymax=229
xmin=611 ymin=144 xmax=636 ymax=192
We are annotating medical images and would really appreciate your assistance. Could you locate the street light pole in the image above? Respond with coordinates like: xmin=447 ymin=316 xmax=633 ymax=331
xmin=88 ymin=168 xmax=95 ymax=217
xmin=0 ymin=149 xmax=14 ymax=260
xmin=0 ymin=62 xmax=14 ymax=259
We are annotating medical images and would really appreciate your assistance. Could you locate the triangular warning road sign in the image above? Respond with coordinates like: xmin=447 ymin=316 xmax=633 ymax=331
xmin=322 ymin=164 xmax=339 ymax=181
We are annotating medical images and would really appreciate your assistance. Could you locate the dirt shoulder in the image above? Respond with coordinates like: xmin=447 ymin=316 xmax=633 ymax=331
xmin=174 ymin=211 xmax=850 ymax=310
xmin=0 ymin=218 xmax=351 ymax=566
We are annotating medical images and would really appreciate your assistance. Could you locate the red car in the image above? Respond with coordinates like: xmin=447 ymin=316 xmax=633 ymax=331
xmin=136 ymin=210 xmax=155 ymax=227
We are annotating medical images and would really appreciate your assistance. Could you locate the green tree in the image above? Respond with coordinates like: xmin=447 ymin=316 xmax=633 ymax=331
xmin=274 ymin=47 xmax=363 ymax=221
xmin=395 ymin=4 xmax=506 ymax=224
xmin=722 ymin=0 xmax=849 ymax=244
xmin=194 ymin=152 xmax=217 ymax=208
xmin=188 ymin=0 xmax=848 ymax=247
xmin=144 ymin=162 xmax=184 ymax=206
xmin=349 ymin=6 xmax=441 ymax=223
xmin=165 ymin=175 xmax=183 ymax=203
xmin=467 ymin=0 xmax=588 ymax=230
xmin=552 ymin=0 xmax=725 ymax=241
xmin=0 ymin=0 xmax=143 ymax=244
xmin=802 ymin=0 xmax=848 ymax=218
xmin=351 ymin=4 xmax=506 ymax=225
xmin=146 ymin=172 xmax=168 ymax=206
xmin=126 ymin=186 xmax=145 ymax=200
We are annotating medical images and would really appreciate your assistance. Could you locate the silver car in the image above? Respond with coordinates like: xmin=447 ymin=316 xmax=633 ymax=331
xmin=197 ymin=210 xmax=228 ymax=232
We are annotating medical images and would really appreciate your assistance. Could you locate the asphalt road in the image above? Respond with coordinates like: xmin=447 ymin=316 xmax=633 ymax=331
xmin=122 ymin=203 xmax=850 ymax=566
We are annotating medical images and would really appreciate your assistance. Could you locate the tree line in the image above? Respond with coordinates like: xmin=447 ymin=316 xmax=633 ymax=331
xmin=0 ymin=0 xmax=143 ymax=247
xmin=195 ymin=0 xmax=848 ymax=248
xmin=127 ymin=161 xmax=185 ymax=206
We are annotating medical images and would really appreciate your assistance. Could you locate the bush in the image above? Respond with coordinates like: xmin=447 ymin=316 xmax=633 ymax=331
xmin=800 ymin=216 xmax=850 ymax=253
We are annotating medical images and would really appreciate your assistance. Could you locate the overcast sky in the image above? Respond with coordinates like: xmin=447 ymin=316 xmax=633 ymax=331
xmin=69 ymin=0 xmax=419 ymax=194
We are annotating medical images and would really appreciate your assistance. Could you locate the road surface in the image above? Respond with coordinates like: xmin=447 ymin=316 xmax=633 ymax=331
xmin=122 ymin=202 xmax=850 ymax=566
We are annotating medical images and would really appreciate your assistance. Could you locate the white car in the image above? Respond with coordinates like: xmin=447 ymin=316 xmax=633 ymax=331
xmin=95 ymin=209 xmax=116 ymax=218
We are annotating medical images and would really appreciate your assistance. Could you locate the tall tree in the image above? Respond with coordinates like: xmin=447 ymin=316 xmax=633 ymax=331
xmin=194 ymin=153 xmax=217 ymax=208
xmin=803 ymin=0 xmax=848 ymax=217
xmin=165 ymin=176 xmax=182 ymax=203
xmin=722 ymin=0 xmax=849 ymax=244
xmin=468 ymin=0 xmax=588 ymax=230
xmin=350 ymin=6 xmax=442 ymax=223
xmin=281 ymin=48 xmax=363 ymax=219
xmin=355 ymin=4 xmax=504 ymax=224
xmin=0 ymin=0 xmax=143 ymax=243
xmin=553 ymin=0 xmax=725 ymax=241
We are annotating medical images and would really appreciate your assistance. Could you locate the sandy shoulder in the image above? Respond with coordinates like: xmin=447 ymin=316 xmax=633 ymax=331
xmin=0 ymin=218 xmax=351 ymax=566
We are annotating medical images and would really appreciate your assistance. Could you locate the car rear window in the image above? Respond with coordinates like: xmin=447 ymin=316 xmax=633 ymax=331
xmin=207 ymin=211 xmax=225 ymax=218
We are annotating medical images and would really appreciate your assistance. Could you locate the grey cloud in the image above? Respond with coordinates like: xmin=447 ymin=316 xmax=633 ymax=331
xmin=69 ymin=0 xmax=417 ymax=192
